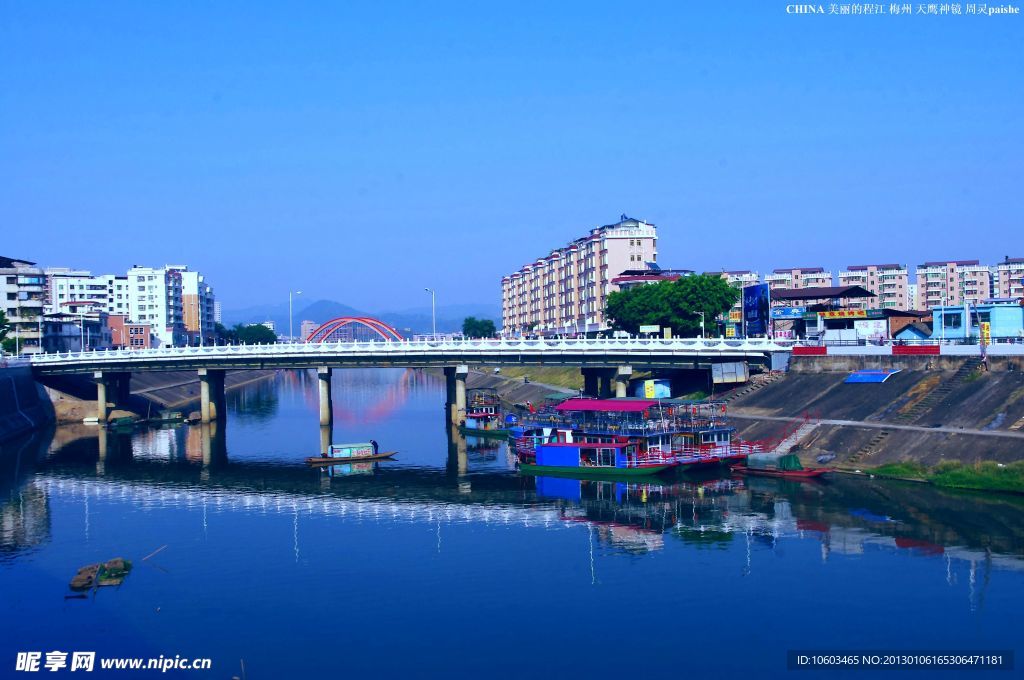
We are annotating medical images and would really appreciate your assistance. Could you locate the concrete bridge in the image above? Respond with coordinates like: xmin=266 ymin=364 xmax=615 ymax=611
xmin=28 ymin=338 xmax=796 ymax=427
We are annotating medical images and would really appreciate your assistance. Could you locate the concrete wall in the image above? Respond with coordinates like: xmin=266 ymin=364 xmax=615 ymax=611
xmin=790 ymin=355 xmax=1023 ymax=373
xmin=0 ymin=366 xmax=55 ymax=443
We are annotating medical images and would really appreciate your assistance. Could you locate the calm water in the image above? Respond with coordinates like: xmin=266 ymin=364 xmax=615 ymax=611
xmin=2 ymin=369 xmax=1023 ymax=679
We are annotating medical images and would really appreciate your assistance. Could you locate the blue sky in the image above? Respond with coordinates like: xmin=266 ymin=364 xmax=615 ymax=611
xmin=1 ymin=1 xmax=1020 ymax=310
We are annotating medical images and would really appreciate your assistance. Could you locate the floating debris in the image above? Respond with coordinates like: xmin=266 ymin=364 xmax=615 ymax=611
xmin=69 ymin=558 xmax=133 ymax=592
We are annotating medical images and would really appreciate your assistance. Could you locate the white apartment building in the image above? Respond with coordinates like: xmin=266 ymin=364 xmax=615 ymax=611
xmin=1 ymin=256 xmax=46 ymax=354
xmin=127 ymin=265 xmax=188 ymax=347
xmin=838 ymin=264 xmax=910 ymax=310
xmin=994 ymin=257 xmax=1024 ymax=299
xmin=501 ymin=216 xmax=657 ymax=336
xmin=914 ymin=260 xmax=992 ymax=310
xmin=46 ymin=269 xmax=130 ymax=317
xmin=764 ymin=267 xmax=833 ymax=292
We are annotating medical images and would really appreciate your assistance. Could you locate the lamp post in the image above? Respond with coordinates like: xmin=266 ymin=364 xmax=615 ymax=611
xmin=289 ymin=290 xmax=302 ymax=343
xmin=424 ymin=288 xmax=436 ymax=338
xmin=697 ymin=311 xmax=705 ymax=339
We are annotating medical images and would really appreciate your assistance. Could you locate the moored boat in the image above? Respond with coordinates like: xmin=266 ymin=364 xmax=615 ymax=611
xmin=459 ymin=388 xmax=512 ymax=439
xmin=518 ymin=441 xmax=676 ymax=480
xmin=731 ymin=452 xmax=830 ymax=479
xmin=511 ymin=397 xmax=764 ymax=472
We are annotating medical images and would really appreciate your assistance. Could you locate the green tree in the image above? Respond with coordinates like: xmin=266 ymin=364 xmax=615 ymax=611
xmin=234 ymin=323 xmax=279 ymax=344
xmin=605 ymin=275 xmax=740 ymax=338
xmin=462 ymin=316 xmax=497 ymax=338
xmin=213 ymin=322 xmax=237 ymax=345
xmin=1 ymin=337 xmax=16 ymax=355
xmin=0 ymin=309 xmax=9 ymax=344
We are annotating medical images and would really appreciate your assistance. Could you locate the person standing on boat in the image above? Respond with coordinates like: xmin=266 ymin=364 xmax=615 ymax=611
xmin=370 ymin=440 xmax=379 ymax=455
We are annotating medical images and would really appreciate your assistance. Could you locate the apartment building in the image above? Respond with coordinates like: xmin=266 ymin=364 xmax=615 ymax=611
xmin=181 ymin=270 xmax=216 ymax=344
xmin=838 ymin=264 xmax=910 ymax=310
xmin=46 ymin=269 xmax=130 ymax=317
xmin=0 ymin=256 xmax=46 ymax=354
xmin=764 ymin=267 xmax=833 ymax=292
xmin=501 ymin=216 xmax=657 ymax=336
xmin=994 ymin=257 xmax=1024 ymax=299
xmin=915 ymin=260 xmax=992 ymax=310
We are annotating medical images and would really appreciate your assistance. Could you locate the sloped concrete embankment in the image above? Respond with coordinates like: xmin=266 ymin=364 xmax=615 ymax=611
xmin=729 ymin=355 xmax=1024 ymax=467
xmin=40 ymin=370 xmax=278 ymax=424
xmin=0 ymin=366 xmax=55 ymax=443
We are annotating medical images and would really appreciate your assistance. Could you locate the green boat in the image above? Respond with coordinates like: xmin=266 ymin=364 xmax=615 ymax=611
xmin=458 ymin=425 xmax=509 ymax=440
xmin=519 ymin=441 xmax=677 ymax=480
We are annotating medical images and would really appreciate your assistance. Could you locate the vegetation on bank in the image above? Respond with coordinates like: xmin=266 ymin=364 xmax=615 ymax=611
xmin=870 ymin=460 xmax=1024 ymax=493
xmin=496 ymin=366 xmax=583 ymax=391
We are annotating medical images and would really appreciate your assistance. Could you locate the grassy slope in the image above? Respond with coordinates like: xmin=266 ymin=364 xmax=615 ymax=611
xmin=871 ymin=460 xmax=1024 ymax=493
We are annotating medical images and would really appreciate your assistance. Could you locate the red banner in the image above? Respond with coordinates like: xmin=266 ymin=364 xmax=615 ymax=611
xmin=792 ymin=346 xmax=827 ymax=356
xmin=892 ymin=345 xmax=940 ymax=355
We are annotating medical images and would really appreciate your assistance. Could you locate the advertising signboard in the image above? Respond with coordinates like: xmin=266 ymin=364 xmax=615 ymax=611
xmin=771 ymin=306 xmax=807 ymax=320
xmin=981 ymin=321 xmax=991 ymax=346
xmin=853 ymin=319 xmax=888 ymax=340
xmin=821 ymin=309 xmax=867 ymax=319
xmin=639 ymin=325 xmax=661 ymax=334
xmin=742 ymin=284 xmax=771 ymax=336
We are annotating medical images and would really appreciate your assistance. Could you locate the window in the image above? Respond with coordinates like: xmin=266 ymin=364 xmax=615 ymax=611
xmin=943 ymin=313 xmax=962 ymax=329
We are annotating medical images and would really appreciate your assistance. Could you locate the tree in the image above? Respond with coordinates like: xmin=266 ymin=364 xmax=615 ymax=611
xmin=234 ymin=323 xmax=278 ymax=344
xmin=462 ymin=316 xmax=497 ymax=338
xmin=605 ymin=275 xmax=740 ymax=338
xmin=213 ymin=322 xmax=237 ymax=345
xmin=0 ymin=309 xmax=9 ymax=344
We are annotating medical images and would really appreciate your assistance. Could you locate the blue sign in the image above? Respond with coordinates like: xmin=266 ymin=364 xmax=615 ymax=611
xmin=771 ymin=306 xmax=807 ymax=320
xmin=743 ymin=284 xmax=771 ymax=336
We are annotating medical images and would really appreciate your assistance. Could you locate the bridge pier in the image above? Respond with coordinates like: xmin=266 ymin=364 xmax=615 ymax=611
xmin=444 ymin=365 xmax=469 ymax=425
xmin=582 ymin=368 xmax=600 ymax=397
xmin=599 ymin=375 xmax=612 ymax=398
xmin=320 ymin=424 xmax=333 ymax=456
xmin=93 ymin=371 xmax=109 ymax=423
xmin=317 ymin=367 xmax=333 ymax=427
xmin=614 ymin=365 xmax=632 ymax=398
xmin=198 ymin=368 xmax=226 ymax=424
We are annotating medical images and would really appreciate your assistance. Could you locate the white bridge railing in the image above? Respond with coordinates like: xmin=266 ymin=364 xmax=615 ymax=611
xmin=27 ymin=337 xmax=796 ymax=367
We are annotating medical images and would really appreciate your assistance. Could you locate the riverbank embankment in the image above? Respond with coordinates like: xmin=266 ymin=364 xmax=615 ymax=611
xmin=728 ymin=355 xmax=1024 ymax=470
xmin=0 ymin=366 xmax=55 ymax=443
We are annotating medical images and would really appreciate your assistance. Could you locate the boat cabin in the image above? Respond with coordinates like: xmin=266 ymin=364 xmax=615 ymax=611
xmin=535 ymin=441 xmax=648 ymax=469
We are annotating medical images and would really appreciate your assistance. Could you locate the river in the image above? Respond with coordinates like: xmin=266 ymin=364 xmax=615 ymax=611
xmin=2 ymin=369 xmax=1022 ymax=678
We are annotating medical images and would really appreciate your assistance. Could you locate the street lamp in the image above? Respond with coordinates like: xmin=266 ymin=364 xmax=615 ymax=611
xmin=289 ymin=290 xmax=303 ymax=343
xmin=424 ymin=288 xmax=436 ymax=338
xmin=697 ymin=311 xmax=705 ymax=339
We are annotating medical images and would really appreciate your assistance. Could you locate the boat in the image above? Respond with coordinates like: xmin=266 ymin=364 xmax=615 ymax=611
xmin=305 ymin=441 xmax=397 ymax=466
xmin=511 ymin=397 xmax=764 ymax=472
xmin=730 ymin=452 xmax=830 ymax=479
xmin=518 ymin=441 xmax=676 ymax=479
xmin=458 ymin=388 xmax=512 ymax=439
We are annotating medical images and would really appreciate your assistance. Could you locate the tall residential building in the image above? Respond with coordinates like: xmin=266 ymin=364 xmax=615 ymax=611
xmin=501 ymin=216 xmax=657 ymax=336
xmin=45 ymin=269 xmax=130 ymax=317
xmin=838 ymin=264 xmax=910 ymax=310
xmin=127 ymin=265 xmax=187 ymax=347
xmin=300 ymin=319 xmax=319 ymax=341
xmin=915 ymin=260 xmax=992 ymax=310
xmin=994 ymin=257 xmax=1024 ymax=299
xmin=180 ymin=270 xmax=216 ymax=344
xmin=764 ymin=267 xmax=832 ymax=292
xmin=1 ymin=256 xmax=46 ymax=354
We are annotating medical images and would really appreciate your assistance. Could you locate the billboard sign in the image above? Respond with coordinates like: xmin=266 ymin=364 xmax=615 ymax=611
xmin=639 ymin=325 xmax=661 ymax=334
xmin=771 ymin=306 xmax=807 ymax=320
xmin=821 ymin=309 xmax=867 ymax=319
xmin=742 ymin=284 xmax=771 ymax=336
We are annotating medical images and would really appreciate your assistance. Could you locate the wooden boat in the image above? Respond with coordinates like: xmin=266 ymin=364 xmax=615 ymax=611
xmin=731 ymin=465 xmax=829 ymax=479
xmin=306 ymin=451 xmax=396 ymax=466
xmin=460 ymin=388 xmax=512 ymax=439
xmin=305 ymin=441 xmax=396 ymax=466
xmin=730 ymin=453 xmax=830 ymax=479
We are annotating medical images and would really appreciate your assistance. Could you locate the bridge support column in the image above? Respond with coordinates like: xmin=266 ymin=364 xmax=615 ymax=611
xmin=614 ymin=365 xmax=632 ymax=398
xmin=317 ymin=367 xmax=333 ymax=427
xmin=93 ymin=371 xmax=109 ymax=423
xmin=454 ymin=365 xmax=468 ymax=425
xmin=582 ymin=368 xmax=600 ymax=397
xmin=111 ymin=372 xmax=131 ymax=408
xmin=444 ymin=367 xmax=457 ymax=425
xmin=198 ymin=368 xmax=226 ymax=424
xmin=598 ymin=375 xmax=612 ymax=399
xmin=320 ymin=424 xmax=333 ymax=456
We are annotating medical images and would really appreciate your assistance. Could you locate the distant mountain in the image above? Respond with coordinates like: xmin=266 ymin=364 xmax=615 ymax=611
xmin=221 ymin=299 xmax=500 ymax=338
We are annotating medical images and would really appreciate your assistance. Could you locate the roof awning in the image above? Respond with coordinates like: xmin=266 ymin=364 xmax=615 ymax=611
xmin=554 ymin=398 xmax=659 ymax=412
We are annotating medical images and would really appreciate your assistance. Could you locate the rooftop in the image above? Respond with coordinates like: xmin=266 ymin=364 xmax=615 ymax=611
xmin=844 ymin=264 xmax=905 ymax=271
xmin=772 ymin=267 xmax=826 ymax=274
xmin=771 ymin=285 xmax=876 ymax=301
xmin=0 ymin=255 xmax=38 ymax=269
xmin=919 ymin=259 xmax=981 ymax=267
